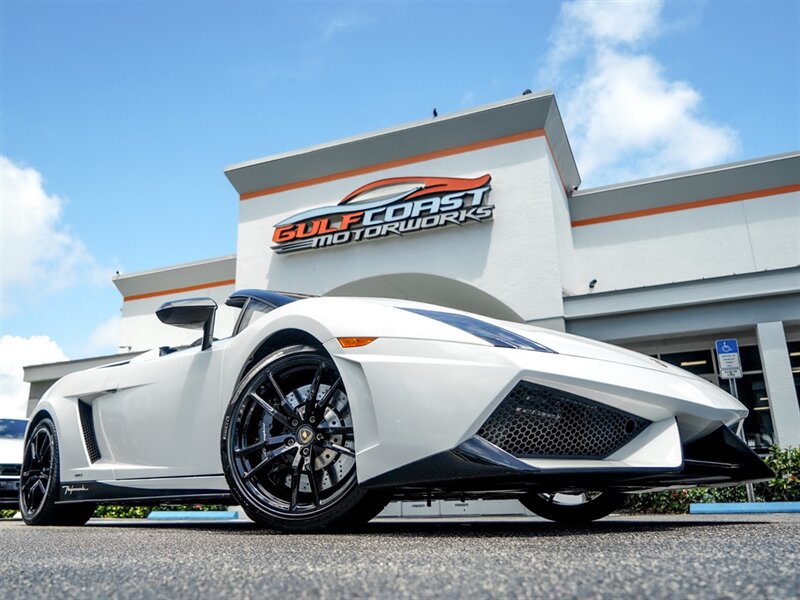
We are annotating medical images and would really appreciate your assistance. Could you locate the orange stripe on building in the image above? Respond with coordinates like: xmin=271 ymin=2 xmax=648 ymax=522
xmin=239 ymin=129 xmax=548 ymax=201
xmin=571 ymin=184 xmax=800 ymax=227
xmin=123 ymin=278 xmax=236 ymax=302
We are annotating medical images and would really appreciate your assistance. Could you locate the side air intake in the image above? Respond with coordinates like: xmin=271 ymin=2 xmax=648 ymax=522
xmin=78 ymin=400 xmax=102 ymax=463
xmin=477 ymin=381 xmax=650 ymax=459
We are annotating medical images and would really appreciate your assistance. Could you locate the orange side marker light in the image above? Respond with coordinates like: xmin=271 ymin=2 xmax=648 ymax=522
xmin=337 ymin=337 xmax=377 ymax=348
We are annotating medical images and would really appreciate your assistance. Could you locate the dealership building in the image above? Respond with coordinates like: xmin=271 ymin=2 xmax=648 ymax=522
xmin=25 ymin=91 xmax=800 ymax=487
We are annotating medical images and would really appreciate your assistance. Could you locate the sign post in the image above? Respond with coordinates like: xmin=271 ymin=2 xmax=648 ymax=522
xmin=714 ymin=339 xmax=754 ymax=502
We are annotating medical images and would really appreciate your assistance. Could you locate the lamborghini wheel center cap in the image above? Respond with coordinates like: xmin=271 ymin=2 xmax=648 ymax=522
xmin=297 ymin=426 xmax=314 ymax=446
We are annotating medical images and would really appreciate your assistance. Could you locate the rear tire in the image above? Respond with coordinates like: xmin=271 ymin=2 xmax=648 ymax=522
xmin=521 ymin=491 xmax=626 ymax=524
xmin=20 ymin=418 xmax=95 ymax=526
xmin=221 ymin=345 xmax=385 ymax=532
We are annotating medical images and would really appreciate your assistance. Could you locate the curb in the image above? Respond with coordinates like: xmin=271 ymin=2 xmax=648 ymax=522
xmin=147 ymin=510 xmax=239 ymax=520
xmin=689 ymin=501 xmax=800 ymax=514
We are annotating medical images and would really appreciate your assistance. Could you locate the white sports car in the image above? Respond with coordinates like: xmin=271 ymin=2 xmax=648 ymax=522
xmin=21 ymin=290 xmax=772 ymax=530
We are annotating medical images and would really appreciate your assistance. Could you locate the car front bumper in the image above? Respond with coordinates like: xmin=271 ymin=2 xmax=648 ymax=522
xmin=328 ymin=337 xmax=755 ymax=487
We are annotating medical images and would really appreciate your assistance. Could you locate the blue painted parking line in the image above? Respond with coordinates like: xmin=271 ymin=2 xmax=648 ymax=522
xmin=690 ymin=502 xmax=800 ymax=514
xmin=147 ymin=510 xmax=239 ymax=520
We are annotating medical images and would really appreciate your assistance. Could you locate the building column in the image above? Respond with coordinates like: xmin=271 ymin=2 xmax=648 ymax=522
xmin=756 ymin=321 xmax=800 ymax=447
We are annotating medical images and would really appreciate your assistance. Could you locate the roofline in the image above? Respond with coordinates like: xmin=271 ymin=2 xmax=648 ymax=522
xmin=224 ymin=91 xmax=581 ymax=198
xmin=224 ymin=92 xmax=555 ymax=174
xmin=113 ymin=254 xmax=236 ymax=283
xmin=23 ymin=350 xmax=146 ymax=383
xmin=574 ymin=150 xmax=800 ymax=197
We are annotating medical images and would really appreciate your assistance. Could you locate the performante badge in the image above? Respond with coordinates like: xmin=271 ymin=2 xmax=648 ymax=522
xmin=272 ymin=175 xmax=493 ymax=254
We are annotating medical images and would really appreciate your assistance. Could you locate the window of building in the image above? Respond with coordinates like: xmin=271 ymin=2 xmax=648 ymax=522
xmin=659 ymin=350 xmax=715 ymax=379
xmin=789 ymin=340 xmax=800 ymax=411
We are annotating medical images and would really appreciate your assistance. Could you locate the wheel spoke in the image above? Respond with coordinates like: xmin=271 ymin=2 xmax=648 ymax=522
xmin=250 ymin=391 xmax=290 ymax=427
xmin=242 ymin=445 xmax=295 ymax=481
xmin=21 ymin=477 xmax=37 ymax=496
xmin=38 ymin=431 xmax=49 ymax=459
xmin=320 ymin=426 xmax=353 ymax=436
xmin=267 ymin=372 xmax=300 ymax=421
xmin=303 ymin=362 xmax=324 ymax=418
xmin=319 ymin=440 xmax=355 ymax=458
xmin=289 ymin=470 xmax=300 ymax=512
xmin=312 ymin=376 xmax=342 ymax=422
xmin=235 ymin=434 xmax=293 ymax=456
xmin=31 ymin=433 xmax=42 ymax=462
xmin=305 ymin=455 xmax=321 ymax=508
xmin=24 ymin=485 xmax=35 ymax=508
xmin=289 ymin=450 xmax=303 ymax=512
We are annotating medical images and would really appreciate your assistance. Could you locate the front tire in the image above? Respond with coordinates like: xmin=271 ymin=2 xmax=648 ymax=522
xmin=221 ymin=345 xmax=385 ymax=532
xmin=521 ymin=491 xmax=626 ymax=524
xmin=20 ymin=418 xmax=95 ymax=526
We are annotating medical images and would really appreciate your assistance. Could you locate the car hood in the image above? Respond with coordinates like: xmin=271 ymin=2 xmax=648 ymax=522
xmin=0 ymin=438 xmax=24 ymax=465
xmin=503 ymin=323 xmax=695 ymax=378
xmin=358 ymin=298 xmax=703 ymax=381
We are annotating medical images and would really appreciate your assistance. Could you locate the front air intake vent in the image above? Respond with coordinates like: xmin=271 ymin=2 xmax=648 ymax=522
xmin=78 ymin=400 xmax=102 ymax=463
xmin=477 ymin=381 xmax=650 ymax=459
xmin=0 ymin=464 xmax=21 ymax=477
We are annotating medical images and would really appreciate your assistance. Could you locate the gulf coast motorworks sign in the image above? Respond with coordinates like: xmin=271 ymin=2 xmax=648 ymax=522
xmin=271 ymin=175 xmax=494 ymax=255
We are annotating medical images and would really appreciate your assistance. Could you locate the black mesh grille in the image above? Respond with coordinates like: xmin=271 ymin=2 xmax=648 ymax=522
xmin=78 ymin=400 xmax=102 ymax=463
xmin=0 ymin=464 xmax=21 ymax=476
xmin=477 ymin=381 xmax=650 ymax=459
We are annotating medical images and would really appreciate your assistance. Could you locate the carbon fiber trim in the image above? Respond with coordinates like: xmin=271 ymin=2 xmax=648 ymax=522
xmin=57 ymin=480 xmax=232 ymax=504
xmin=78 ymin=400 xmax=102 ymax=463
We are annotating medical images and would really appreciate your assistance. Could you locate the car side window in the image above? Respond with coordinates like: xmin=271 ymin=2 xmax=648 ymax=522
xmin=235 ymin=299 xmax=273 ymax=335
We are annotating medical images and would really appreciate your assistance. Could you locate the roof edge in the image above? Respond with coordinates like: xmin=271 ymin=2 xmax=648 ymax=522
xmin=224 ymin=92 xmax=555 ymax=174
xmin=574 ymin=151 xmax=800 ymax=197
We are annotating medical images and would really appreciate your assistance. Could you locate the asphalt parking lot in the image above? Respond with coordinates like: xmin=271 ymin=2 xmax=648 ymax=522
xmin=1 ymin=513 xmax=798 ymax=599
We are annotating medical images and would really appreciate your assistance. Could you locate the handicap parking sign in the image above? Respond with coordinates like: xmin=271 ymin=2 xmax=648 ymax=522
xmin=716 ymin=339 xmax=739 ymax=355
xmin=715 ymin=339 xmax=742 ymax=379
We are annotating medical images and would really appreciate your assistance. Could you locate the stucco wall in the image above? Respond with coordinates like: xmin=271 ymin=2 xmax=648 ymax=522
xmin=236 ymin=136 xmax=570 ymax=324
xmin=571 ymin=191 xmax=800 ymax=293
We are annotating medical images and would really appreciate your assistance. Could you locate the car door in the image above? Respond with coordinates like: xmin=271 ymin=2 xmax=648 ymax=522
xmin=93 ymin=342 xmax=228 ymax=481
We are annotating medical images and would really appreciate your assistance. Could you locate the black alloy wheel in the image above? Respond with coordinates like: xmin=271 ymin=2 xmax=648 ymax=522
xmin=521 ymin=490 xmax=627 ymax=524
xmin=20 ymin=418 xmax=95 ymax=526
xmin=221 ymin=345 xmax=384 ymax=531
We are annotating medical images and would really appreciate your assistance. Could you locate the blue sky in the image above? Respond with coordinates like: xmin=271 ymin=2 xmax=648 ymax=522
xmin=1 ymin=1 xmax=798 ymax=415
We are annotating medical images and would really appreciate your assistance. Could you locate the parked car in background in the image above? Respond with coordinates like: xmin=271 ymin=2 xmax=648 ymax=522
xmin=0 ymin=418 xmax=27 ymax=508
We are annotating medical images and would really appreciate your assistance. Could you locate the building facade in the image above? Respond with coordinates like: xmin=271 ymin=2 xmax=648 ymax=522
xmin=26 ymin=92 xmax=800 ymax=452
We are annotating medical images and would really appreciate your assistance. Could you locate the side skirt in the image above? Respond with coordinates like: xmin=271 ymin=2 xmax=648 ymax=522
xmin=57 ymin=479 xmax=233 ymax=505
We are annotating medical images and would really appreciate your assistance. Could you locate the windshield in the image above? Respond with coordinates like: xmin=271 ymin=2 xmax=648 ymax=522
xmin=0 ymin=419 xmax=27 ymax=439
xmin=235 ymin=299 xmax=274 ymax=335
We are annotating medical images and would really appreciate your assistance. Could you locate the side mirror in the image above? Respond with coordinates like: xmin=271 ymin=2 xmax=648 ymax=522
xmin=156 ymin=297 xmax=217 ymax=351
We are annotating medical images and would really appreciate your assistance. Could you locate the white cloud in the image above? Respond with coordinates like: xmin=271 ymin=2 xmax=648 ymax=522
xmin=88 ymin=315 xmax=121 ymax=355
xmin=0 ymin=156 xmax=112 ymax=314
xmin=0 ymin=335 xmax=68 ymax=418
xmin=541 ymin=1 xmax=739 ymax=186
xmin=322 ymin=13 xmax=368 ymax=42
xmin=460 ymin=90 xmax=476 ymax=107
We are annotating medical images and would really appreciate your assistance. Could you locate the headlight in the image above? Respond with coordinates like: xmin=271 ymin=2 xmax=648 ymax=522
xmin=401 ymin=308 xmax=555 ymax=352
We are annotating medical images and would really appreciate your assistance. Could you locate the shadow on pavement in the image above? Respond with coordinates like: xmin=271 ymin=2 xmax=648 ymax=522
xmin=84 ymin=516 xmax=768 ymax=539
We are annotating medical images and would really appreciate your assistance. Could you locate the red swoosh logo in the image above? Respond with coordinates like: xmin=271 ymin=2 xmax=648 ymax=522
xmin=339 ymin=174 xmax=492 ymax=205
